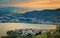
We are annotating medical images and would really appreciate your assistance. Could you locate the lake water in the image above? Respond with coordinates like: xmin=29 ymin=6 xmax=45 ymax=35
xmin=0 ymin=23 xmax=56 ymax=37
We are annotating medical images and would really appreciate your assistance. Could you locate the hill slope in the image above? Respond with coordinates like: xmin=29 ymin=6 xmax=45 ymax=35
xmin=0 ymin=8 xmax=60 ymax=24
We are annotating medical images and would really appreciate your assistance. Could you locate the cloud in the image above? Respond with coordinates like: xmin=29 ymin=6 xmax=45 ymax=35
xmin=0 ymin=0 xmax=60 ymax=9
xmin=0 ymin=0 xmax=28 ymax=4
xmin=19 ymin=0 xmax=60 ymax=9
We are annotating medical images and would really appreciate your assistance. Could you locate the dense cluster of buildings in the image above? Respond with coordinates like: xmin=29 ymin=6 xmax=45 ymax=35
xmin=7 ymin=29 xmax=49 ymax=36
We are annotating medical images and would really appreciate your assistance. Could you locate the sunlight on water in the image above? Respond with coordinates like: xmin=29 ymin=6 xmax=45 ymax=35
xmin=0 ymin=23 xmax=56 ymax=37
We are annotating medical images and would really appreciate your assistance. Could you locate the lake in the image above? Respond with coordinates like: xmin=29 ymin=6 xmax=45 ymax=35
xmin=0 ymin=23 xmax=56 ymax=37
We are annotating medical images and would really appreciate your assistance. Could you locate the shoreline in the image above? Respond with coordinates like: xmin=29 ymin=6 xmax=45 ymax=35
xmin=0 ymin=23 xmax=56 ymax=36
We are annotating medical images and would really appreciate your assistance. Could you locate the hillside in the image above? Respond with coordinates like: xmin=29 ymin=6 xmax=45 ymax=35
xmin=0 ymin=8 xmax=60 ymax=24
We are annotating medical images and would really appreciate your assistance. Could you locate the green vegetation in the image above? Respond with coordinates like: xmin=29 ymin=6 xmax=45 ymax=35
xmin=1 ymin=25 xmax=60 ymax=38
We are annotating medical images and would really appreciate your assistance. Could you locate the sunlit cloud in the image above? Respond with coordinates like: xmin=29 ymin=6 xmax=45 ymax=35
xmin=17 ymin=0 xmax=60 ymax=9
xmin=0 ymin=0 xmax=60 ymax=9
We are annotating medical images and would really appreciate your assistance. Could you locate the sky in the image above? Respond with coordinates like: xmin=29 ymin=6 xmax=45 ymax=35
xmin=0 ymin=0 xmax=60 ymax=13
xmin=0 ymin=0 xmax=60 ymax=9
xmin=0 ymin=0 xmax=28 ymax=4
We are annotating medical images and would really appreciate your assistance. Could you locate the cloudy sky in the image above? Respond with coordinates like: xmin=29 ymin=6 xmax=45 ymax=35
xmin=0 ymin=0 xmax=28 ymax=4
xmin=0 ymin=0 xmax=60 ymax=12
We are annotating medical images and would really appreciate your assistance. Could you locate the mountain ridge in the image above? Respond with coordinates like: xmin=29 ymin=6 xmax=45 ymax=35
xmin=0 ymin=8 xmax=60 ymax=25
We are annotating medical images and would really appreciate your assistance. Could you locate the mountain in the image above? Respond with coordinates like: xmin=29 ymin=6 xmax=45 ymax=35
xmin=0 ymin=6 xmax=29 ymax=13
xmin=22 ymin=9 xmax=60 ymax=24
xmin=0 ymin=7 xmax=20 ymax=11
xmin=0 ymin=8 xmax=60 ymax=25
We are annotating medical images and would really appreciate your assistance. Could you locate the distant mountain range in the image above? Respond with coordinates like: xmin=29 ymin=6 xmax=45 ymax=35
xmin=0 ymin=7 xmax=29 ymax=13
xmin=0 ymin=7 xmax=19 ymax=11
xmin=0 ymin=8 xmax=60 ymax=25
